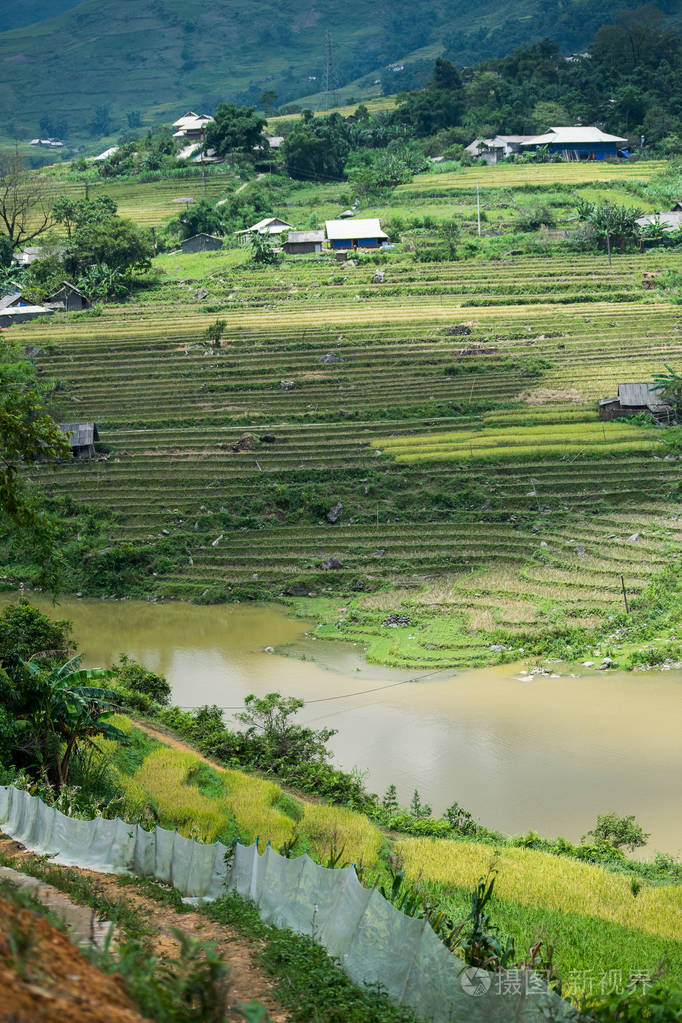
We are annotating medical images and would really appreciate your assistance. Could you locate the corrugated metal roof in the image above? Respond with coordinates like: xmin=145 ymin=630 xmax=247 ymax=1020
xmin=618 ymin=382 xmax=663 ymax=407
xmin=0 ymin=305 xmax=52 ymax=317
xmin=0 ymin=293 xmax=22 ymax=310
xmin=285 ymin=231 xmax=324 ymax=243
xmin=59 ymin=423 xmax=99 ymax=447
xmin=325 ymin=218 xmax=388 ymax=240
xmin=522 ymin=126 xmax=627 ymax=146
xmin=636 ymin=211 xmax=682 ymax=229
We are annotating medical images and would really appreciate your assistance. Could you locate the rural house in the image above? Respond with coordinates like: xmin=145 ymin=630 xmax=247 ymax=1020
xmin=467 ymin=127 xmax=629 ymax=162
xmin=636 ymin=207 xmax=682 ymax=232
xmin=59 ymin=422 xmax=100 ymax=459
xmin=520 ymin=127 xmax=628 ymax=160
xmin=282 ymin=230 xmax=324 ymax=255
xmin=325 ymin=218 xmax=388 ymax=249
xmin=0 ymin=304 xmax=53 ymax=327
xmin=0 ymin=292 xmax=24 ymax=311
xmin=180 ymin=233 xmax=223 ymax=254
xmin=465 ymin=135 xmax=536 ymax=164
xmin=13 ymin=247 xmax=47 ymax=268
xmin=235 ymin=217 xmax=293 ymax=245
xmin=172 ymin=112 xmax=214 ymax=141
xmin=599 ymin=382 xmax=673 ymax=423
xmin=46 ymin=282 xmax=90 ymax=311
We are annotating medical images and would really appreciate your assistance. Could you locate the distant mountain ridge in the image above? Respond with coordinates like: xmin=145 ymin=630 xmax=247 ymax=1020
xmin=0 ymin=0 xmax=680 ymax=141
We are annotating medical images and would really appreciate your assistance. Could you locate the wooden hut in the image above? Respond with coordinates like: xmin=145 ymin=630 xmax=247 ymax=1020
xmin=46 ymin=282 xmax=90 ymax=311
xmin=59 ymin=422 xmax=100 ymax=459
xmin=0 ymin=304 xmax=53 ymax=328
xmin=282 ymin=230 xmax=324 ymax=255
xmin=599 ymin=383 xmax=673 ymax=423
xmin=180 ymin=233 xmax=223 ymax=254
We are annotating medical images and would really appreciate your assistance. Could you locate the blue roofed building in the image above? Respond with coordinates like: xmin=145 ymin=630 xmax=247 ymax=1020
xmin=325 ymin=218 xmax=388 ymax=250
xmin=520 ymin=126 xmax=628 ymax=161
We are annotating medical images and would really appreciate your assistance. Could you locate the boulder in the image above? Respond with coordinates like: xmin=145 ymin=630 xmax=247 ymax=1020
xmin=232 ymin=433 xmax=256 ymax=452
xmin=627 ymin=532 xmax=642 ymax=543
xmin=322 ymin=556 xmax=343 ymax=570
xmin=193 ymin=287 xmax=209 ymax=300
xmin=327 ymin=501 xmax=343 ymax=523
xmin=280 ymin=379 xmax=295 ymax=390
xmin=319 ymin=353 xmax=344 ymax=365
xmin=260 ymin=434 xmax=277 ymax=444
xmin=373 ymin=270 xmax=385 ymax=284
xmin=445 ymin=324 xmax=471 ymax=336
xmin=382 ymin=613 xmax=411 ymax=628
xmin=351 ymin=578 xmax=367 ymax=591
xmin=285 ymin=582 xmax=310 ymax=596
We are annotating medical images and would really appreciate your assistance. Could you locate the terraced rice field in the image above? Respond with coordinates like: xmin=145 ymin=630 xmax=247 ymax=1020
xmin=399 ymin=160 xmax=665 ymax=194
xmin=40 ymin=171 xmax=237 ymax=227
xmin=11 ymin=243 xmax=677 ymax=665
xmin=5 ymin=158 xmax=680 ymax=665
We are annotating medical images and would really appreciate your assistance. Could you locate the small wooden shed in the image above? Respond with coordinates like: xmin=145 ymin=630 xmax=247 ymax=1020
xmin=180 ymin=233 xmax=223 ymax=254
xmin=282 ymin=230 xmax=324 ymax=255
xmin=59 ymin=422 xmax=100 ymax=459
xmin=46 ymin=282 xmax=90 ymax=311
xmin=599 ymin=382 xmax=672 ymax=423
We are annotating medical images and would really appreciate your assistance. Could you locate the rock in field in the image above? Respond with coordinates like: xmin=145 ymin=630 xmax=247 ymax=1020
xmin=327 ymin=501 xmax=343 ymax=523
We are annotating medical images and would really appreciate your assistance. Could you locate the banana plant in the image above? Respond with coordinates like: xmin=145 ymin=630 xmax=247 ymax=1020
xmin=16 ymin=655 xmax=128 ymax=788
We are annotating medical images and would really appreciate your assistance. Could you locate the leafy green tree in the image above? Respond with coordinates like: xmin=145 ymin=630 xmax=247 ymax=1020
xmin=202 ymin=319 xmax=227 ymax=346
xmin=174 ymin=198 xmax=224 ymax=241
xmin=282 ymin=112 xmax=351 ymax=181
xmin=259 ymin=90 xmax=278 ymax=116
xmin=0 ymin=600 xmax=72 ymax=680
xmin=52 ymin=194 xmax=117 ymax=239
xmin=235 ymin=691 xmax=336 ymax=764
xmin=382 ymin=783 xmax=399 ymax=813
xmin=583 ymin=812 xmax=650 ymax=852
xmin=438 ymin=219 xmax=460 ymax=258
xmin=65 ymin=217 xmax=152 ymax=276
xmin=205 ymin=103 xmax=267 ymax=157
xmin=0 ymin=234 xmax=12 ymax=267
xmin=409 ymin=789 xmax=432 ymax=818
xmin=0 ymin=342 xmax=71 ymax=583
xmin=113 ymin=653 xmax=171 ymax=705
xmin=89 ymin=104 xmax=111 ymax=137
xmin=1 ymin=655 xmax=126 ymax=787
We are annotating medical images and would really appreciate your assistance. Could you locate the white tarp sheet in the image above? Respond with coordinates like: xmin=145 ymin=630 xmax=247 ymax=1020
xmin=0 ymin=785 xmax=573 ymax=1022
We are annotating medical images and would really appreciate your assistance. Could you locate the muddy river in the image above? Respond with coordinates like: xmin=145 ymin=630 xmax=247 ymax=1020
xmin=15 ymin=598 xmax=682 ymax=856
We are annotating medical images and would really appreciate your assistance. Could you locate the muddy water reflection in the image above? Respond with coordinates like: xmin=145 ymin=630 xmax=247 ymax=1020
xmin=23 ymin=598 xmax=682 ymax=855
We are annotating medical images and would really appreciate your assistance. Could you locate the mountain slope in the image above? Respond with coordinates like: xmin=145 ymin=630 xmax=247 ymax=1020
xmin=0 ymin=0 xmax=678 ymax=140
xmin=0 ymin=0 xmax=82 ymax=32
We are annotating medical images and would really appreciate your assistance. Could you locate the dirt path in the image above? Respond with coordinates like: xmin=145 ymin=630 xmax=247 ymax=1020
xmin=0 ymin=833 xmax=289 ymax=1023
xmin=218 ymin=172 xmax=265 ymax=204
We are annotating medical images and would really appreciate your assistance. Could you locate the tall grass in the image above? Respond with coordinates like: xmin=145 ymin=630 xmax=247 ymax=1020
xmin=302 ymin=803 xmax=382 ymax=867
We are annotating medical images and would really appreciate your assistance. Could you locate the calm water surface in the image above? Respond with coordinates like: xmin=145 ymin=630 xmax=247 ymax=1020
xmin=20 ymin=598 xmax=682 ymax=855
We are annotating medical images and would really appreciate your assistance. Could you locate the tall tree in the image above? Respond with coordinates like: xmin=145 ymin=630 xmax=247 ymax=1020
xmin=0 ymin=340 xmax=71 ymax=586
xmin=204 ymin=103 xmax=267 ymax=156
xmin=0 ymin=152 xmax=53 ymax=248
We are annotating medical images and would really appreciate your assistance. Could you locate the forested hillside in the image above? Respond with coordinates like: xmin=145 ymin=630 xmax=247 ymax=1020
xmin=0 ymin=0 xmax=680 ymax=141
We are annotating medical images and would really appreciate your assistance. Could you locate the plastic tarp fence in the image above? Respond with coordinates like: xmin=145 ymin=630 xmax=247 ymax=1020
xmin=0 ymin=785 xmax=229 ymax=900
xmin=0 ymin=786 xmax=574 ymax=1022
